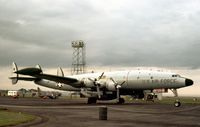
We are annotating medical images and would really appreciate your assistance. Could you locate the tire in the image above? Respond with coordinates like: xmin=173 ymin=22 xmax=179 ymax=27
xmin=174 ymin=101 xmax=181 ymax=107
xmin=87 ymin=97 xmax=97 ymax=104
xmin=117 ymin=98 xmax=125 ymax=104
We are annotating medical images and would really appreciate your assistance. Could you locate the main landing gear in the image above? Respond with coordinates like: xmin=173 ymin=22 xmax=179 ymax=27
xmin=117 ymin=98 xmax=125 ymax=104
xmin=87 ymin=97 xmax=125 ymax=104
xmin=87 ymin=97 xmax=97 ymax=104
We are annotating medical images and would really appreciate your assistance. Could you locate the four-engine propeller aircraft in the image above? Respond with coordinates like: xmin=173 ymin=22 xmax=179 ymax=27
xmin=9 ymin=62 xmax=193 ymax=107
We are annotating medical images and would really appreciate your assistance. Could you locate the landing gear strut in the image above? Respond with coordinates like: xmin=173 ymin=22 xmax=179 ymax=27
xmin=171 ymin=89 xmax=181 ymax=107
xmin=117 ymin=98 xmax=125 ymax=104
xmin=87 ymin=97 xmax=97 ymax=104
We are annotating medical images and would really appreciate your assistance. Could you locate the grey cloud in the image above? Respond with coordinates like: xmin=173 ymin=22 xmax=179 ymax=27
xmin=0 ymin=0 xmax=200 ymax=69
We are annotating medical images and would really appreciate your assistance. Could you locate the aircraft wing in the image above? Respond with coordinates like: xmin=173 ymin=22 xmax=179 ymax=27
xmin=33 ymin=73 xmax=78 ymax=84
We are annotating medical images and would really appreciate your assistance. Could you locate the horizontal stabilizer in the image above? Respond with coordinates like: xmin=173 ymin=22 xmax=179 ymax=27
xmin=9 ymin=62 xmax=79 ymax=86
xmin=15 ymin=68 xmax=42 ymax=75
xmin=10 ymin=62 xmax=38 ymax=84
xmin=10 ymin=77 xmax=37 ymax=81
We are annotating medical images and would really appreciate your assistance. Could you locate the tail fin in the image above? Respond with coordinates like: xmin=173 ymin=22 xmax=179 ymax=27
xmin=57 ymin=67 xmax=64 ymax=77
xmin=9 ymin=62 xmax=37 ymax=84
xmin=56 ymin=67 xmax=64 ymax=88
xmin=36 ymin=64 xmax=43 ymax=74
xmin=11 ymin=62 xmax=18 ymax=84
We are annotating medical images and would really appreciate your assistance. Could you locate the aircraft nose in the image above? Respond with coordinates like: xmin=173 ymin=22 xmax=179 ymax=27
xmin=185 ymin=78 xmax=193 ymax=86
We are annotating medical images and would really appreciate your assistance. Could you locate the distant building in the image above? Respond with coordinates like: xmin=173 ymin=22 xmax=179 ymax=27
xmin=7 ymin=90 xmax=21 ymax=98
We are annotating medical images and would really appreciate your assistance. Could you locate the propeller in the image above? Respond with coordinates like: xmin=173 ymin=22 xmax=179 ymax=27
xmin=98 ymin=72 xmax=104 ymax=79
xmin=110 ymin=78 xmax=125 ymax=102
xmin=88 ymin=72 xmax=104 ymax=98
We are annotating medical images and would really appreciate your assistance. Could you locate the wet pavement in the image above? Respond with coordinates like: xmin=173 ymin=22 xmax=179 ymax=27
xmin=1 ymin=96 xmax=200 ymax=127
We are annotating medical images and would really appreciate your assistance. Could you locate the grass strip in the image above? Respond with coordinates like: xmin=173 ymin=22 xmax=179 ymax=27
xmin=0 ymin=110 xmax=36 ymax=127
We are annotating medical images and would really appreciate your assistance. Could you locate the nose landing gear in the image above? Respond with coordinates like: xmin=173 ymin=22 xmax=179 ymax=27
xmin=171 ymin=89 xmax=181 ymax=107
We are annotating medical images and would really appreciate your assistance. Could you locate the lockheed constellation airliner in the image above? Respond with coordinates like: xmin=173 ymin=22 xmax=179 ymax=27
xmin=9 ymin=62 xmax=193 ymax=107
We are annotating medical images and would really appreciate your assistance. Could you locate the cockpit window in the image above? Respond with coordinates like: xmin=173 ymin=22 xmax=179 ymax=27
xmin=172 ymin=74 xmax=180 ymax=77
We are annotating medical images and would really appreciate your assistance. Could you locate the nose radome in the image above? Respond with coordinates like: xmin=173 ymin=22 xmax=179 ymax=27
xmin=185 ymin=79 xmax=193 ymax=86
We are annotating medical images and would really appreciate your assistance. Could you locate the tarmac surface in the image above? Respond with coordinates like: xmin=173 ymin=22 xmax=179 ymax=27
xmin=0 ymin=96 xmax=200 ymax=127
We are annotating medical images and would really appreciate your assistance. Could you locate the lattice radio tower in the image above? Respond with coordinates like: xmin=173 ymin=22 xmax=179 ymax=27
xmin=71 ymin=40 xmax=86 ymax=75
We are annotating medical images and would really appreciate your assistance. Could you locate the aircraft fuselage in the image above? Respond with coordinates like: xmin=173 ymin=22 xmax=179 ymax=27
xmin=34 ymin=70 xmax=192 ymax=91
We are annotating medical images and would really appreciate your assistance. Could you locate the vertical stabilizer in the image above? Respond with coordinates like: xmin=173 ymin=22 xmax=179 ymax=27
xmin=56 ymin=67 xmax=64 ymax=88
xmin=36 ymin=64 xmax=43 ymax=74
xmin=57 ymin=67 xmax=64 ymax=77
xmin=11 ymin=62 xmax=18 ymax=84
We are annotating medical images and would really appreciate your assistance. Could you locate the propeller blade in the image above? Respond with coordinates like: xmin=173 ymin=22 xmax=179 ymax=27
xmin=88 ymin=72 xmax=105 ymax=99
xmin=110 ymin=77 xmax=126 ymax=103
xmin=120 ymin=81 xmax=126 ymax=86
xmin=88 ymin=78 xmax=95 ymax=82
xmin=98 ymin=72 xmax=104 ymax=79
xmin=110 ymin=77 xmax=117 ymax=85
xmin=117 ymin=86 xmax=120 ymax=101
xmin=96 ymin=85 xmax=101 ymax=98
xmin=111 ymin=78 xmax=125 ymax=89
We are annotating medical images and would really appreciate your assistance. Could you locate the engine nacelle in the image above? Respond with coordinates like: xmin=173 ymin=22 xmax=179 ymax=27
xmin=82 ymin=78 xmax=117 ymax=91
xmin=105 ymin=80 xmax=116 ymax=91
xmin=83 ymin=78 xmax=95 ymax=88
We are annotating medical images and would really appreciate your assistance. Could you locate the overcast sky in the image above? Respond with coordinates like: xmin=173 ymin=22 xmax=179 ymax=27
xmin=0 ymin=0 xmax=200 ymax=68
xmin=0 ymin=0 xmax=200 ymax=95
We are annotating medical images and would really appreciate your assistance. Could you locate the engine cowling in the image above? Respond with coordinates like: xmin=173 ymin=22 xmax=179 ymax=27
xmin=83 ymin=78 xmax=117 ymax=91
xmin=105 ymin=80 xmax=116 ymax=91
xmin=83 ymin=78 xmax=95 ymax=88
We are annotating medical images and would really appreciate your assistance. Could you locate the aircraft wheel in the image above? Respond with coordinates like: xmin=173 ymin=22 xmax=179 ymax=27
xmin=87 ymin=97 xmax=97 ymax=104
xmin=174 ymin=101 xmax=181 ymax=107
xmin=117 ymin=98 xmax=125 ymax=104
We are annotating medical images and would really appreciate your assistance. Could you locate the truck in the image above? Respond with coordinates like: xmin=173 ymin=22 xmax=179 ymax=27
xmin=7 ymin=90 xmax=20 ymax=98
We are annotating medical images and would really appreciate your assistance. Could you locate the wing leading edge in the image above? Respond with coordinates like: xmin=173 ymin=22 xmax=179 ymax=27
xmin=33 ymin=73 xmax=78 ymax=84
